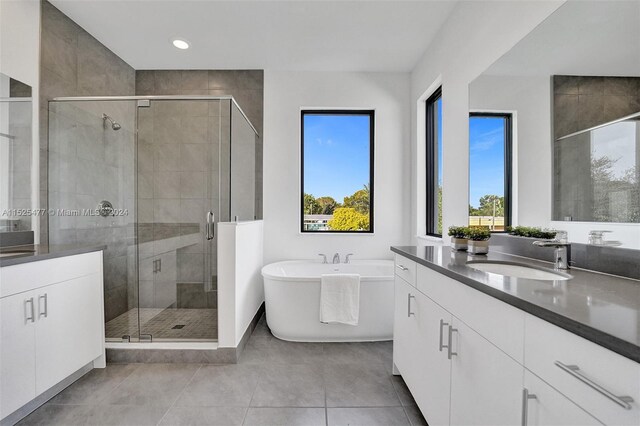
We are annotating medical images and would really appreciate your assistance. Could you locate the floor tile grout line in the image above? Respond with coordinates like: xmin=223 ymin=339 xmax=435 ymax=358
xmin=241 ymin=361 xmax=263 ymax=425
xmin=155 ymin=363 xmax=203 ymax=426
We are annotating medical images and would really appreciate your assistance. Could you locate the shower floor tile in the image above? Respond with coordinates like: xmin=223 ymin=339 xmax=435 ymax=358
xmin=105 ymin=308 xmax=218 ymax=341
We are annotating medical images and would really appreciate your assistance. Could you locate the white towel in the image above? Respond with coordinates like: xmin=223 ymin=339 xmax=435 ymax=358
xmin=320 ymin=274 xmax=361 ymax=326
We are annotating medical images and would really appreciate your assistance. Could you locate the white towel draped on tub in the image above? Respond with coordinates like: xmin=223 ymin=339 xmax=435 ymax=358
xmin=320 ymin=274 xmax=361 ymax=326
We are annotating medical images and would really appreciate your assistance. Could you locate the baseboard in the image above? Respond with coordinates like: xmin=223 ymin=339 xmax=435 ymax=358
xmin=235 ymin=301 xmax=266 ymax=360
xmin=0 ymin=362 xmax=93 ymax=426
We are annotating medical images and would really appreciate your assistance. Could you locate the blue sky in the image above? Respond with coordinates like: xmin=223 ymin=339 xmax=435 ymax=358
xmin=469 ymin=116 xmax=505 ymax=208
xmin=303 ymin=114 xmax=370 ymax=201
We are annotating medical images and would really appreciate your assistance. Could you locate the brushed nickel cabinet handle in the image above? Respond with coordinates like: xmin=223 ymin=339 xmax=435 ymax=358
xmin=521 ymin=388 xmax=537 ymax=426
xmin=25 ymin=297 xmax=35 ymax=323
xmin=554 ymin=361 xmax=634 ymax=410
xmin=396 ymin=264 xmax=409 ymax=271
xmin=447 ymin=325 xmax=458 ymax=359
xmin=407 ymin=294 xmax=415 ymax=317
xmin=439 ymin=319 xmax=449 ymax=352
xmin=38 ymin=293 xmax=48 ymax=318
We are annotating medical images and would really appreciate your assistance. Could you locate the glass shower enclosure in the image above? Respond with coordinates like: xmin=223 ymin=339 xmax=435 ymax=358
xmin=47 ymin=96 xmax=258 ymax=342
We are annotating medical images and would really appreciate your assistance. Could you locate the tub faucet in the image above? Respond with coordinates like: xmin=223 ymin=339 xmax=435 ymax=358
xmin=532 ymin=240 xmax=571 ymax=270
xmin=318 ymin=254 xmax=328 ymax=264
xmin=332 ymin=253 xmax=340 ymax=264
xmin=344 ymin=253 xmax=354 ymax=263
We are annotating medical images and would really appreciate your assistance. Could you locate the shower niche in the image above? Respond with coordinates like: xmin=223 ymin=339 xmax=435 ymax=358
xmin=47 ymin=97 xmax=258 ymax=342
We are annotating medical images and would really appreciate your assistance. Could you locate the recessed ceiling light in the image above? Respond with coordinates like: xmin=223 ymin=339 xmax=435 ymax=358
xmin=172 ymin=38 xmax=190 ymax=50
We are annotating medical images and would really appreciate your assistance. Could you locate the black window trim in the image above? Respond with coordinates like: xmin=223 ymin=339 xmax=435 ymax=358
xmin=469 ymin=111 xmax=513 ymax=231
xmin=426 ymin=87 xmax=442 ymax=237
xmin=300 ymin=109 xmax=375 ymax=234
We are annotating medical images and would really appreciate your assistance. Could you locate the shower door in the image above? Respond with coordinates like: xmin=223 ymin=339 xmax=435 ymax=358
xmin=135 ymin=99 xmax=229 ymax=341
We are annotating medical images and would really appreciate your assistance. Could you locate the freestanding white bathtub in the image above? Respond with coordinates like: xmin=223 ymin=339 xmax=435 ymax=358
xmin=261 ymin=260 xmax=394 ymax=342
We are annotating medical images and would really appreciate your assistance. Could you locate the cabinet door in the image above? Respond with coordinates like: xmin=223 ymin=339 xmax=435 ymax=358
xmin=393 ymin=278 xmax=452 ymax=426
xmin=35 ymin=273 xmax=103 ymax=394
xmin=0 ymin=290 xmax=37 ymax=419
xmin=523 ymin=371 xmax=602 ymax=426
xmin=449 ymin=317 xmax=523 ymax=426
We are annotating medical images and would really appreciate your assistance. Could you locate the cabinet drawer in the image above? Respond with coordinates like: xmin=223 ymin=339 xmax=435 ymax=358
xmin=417 ymin=265 xmax=524 ymax=363
xmin=0 ymin=251 xmax=103 ymax=298
xmin=394 ymin=255 xmax=416 ymax=287
xmin=524 ymin=315 xmax=639 ymax=426
xmin=524 ymin=370 xmax=602 ymax=426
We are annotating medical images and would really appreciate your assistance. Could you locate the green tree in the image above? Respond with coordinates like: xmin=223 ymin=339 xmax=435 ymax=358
xmin=316 ymin=196 xmax=340 ymax=215
xmin=343 ymin=184 xmax=370 ymax=214
xmin=470 ymin=195 xmax=504 ymax=217
xmin=303 ymin=193 xmax=321 ymax=215
xmin=327 ymin=207 xmax=370 ymax=231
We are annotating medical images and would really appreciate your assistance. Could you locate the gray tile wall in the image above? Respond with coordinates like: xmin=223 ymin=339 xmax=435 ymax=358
xmin=135 ymin=70 xmax=263 ymax=219
xmin=553 ymin=75 xmax=640 ymax=139
xmin=40 ymin=0 xmax=136 ymax=322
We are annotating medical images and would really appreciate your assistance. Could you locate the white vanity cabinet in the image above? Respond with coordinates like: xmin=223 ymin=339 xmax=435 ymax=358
xmin=0 ymin=251 xmax=105 ymax=422
xmin=523 ymin=370 xmax=602 ymax=426
xmin=392 ymin=253 xmax=639 ymax=426
xmin=393 ymin=277 xmax=451 ymax=426
xmin=449 ymin=317 xmax=523 ymax=426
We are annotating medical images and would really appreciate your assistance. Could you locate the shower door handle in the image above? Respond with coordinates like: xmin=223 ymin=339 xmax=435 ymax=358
xmin=206 ymin=211 xmax=215 ymax=240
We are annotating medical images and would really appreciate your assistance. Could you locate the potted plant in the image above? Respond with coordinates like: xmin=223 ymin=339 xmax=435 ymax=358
xmin=506 ymin=226 xmax=557 ymax=240
xmin=465 ymin=227 xmax=491 ymax=255
xmin=448 ymin=226 xmax=469 ymax=251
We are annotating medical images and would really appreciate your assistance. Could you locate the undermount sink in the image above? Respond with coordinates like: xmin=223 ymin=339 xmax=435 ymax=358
xmin=0 ymin=249 xmax=36 ymax=258
xmin=467 ymin=261 xmax=572 ymax=281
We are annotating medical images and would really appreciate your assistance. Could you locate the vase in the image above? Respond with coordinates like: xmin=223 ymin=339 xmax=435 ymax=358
xmin=451 ymin=237 xmax=468 ymax=251
xmin=468 ymin=240 xmax=489 ymax=255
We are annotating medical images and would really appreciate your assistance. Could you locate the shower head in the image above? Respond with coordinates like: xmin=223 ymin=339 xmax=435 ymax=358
xmin=102 ymin=113 xmax=121 ymax=131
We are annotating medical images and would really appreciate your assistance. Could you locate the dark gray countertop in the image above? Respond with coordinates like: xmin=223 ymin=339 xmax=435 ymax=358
xmin=391 ymin=245 xmax=640 ymax=363
xmin=0 ymin=244 xmax=106 ymax=267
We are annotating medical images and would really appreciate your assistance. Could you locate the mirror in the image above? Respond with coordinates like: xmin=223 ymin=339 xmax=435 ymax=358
xmin=0 ymin=72 xmax=33 ymax=233
xmin=469 ymin=1 xmax=640 ymax=248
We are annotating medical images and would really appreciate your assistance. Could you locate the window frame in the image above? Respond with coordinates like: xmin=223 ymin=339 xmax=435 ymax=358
xmin=468 ymin=111 xmax=513 ymax=231
xmin=300 ymin=109 xmax=375 ymax=234
xmin=426 ymin=87 xmax=442 ymax=237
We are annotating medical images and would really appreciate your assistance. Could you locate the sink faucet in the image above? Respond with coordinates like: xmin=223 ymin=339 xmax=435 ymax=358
xmin=332 ymin=253 xmax=340 ymax=264
xmin=532 ymin=240 xmax=571 ymax=270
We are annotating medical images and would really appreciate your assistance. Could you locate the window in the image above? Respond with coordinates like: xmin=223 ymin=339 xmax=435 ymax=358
xmin=468 ymin=112 xmax=512 ymax=231
xmin=426 ymin=87 xmax=443 ymax=236
xmin=301 ymin=110 xmax=374 ymax=233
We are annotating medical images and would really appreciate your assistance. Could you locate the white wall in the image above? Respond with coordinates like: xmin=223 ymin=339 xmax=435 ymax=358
xmin=410 ymin=1 xmax=564 ymax=243
xmin=469 ymin=75 xmax=553 ymax=227
xmin=0 ymin=0 xmax=40 ymax=241
xmin=262 ymin=71 xmax=411 ymax=263
xmin=218 ymin=221 xmax=264 ymax=348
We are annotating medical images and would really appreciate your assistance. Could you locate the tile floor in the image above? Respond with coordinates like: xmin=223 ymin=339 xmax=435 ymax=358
xmin=105 ymin=308 xmax=218 ymax=341
xmin=19 ymin=315 xmax=426 ymax=426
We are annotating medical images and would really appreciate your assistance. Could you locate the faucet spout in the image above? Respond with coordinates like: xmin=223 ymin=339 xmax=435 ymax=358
xmin=532 ymin=241 xmax=571 ymax=270
xmin=332 ymin=253 xmax=340 ymax=264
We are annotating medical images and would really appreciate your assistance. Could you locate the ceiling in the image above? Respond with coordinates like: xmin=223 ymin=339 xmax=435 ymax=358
xmin=482 ymin=1 xmax=640 ymax=77
xmin=50 ymin=0 xmax=457 ymax=72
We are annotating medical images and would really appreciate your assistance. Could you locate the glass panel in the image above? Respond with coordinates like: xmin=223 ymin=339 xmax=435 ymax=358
xmin=555 ymin=117 xmax=640 ymax=223
xmin=301 ymin=111 xmax=373 ymax=233
xmin=47 ymin=100 xmax=138 ymax=341
xmin=469 ymin=115 xmax=507 ymax=231
xmin=231 ymin=102 xmax=256 ymax=221
xmin=137 ymin=99 xmax=220 ymax=341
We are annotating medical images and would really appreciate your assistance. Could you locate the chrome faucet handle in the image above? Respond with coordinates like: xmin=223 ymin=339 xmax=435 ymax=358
xmin=532 ymin=240 xmax=570 ymax=248
xmin=318 ymin=254 xmax=328 ymax=264
xmin=344 ymin=253 xmax=354 ymax=263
